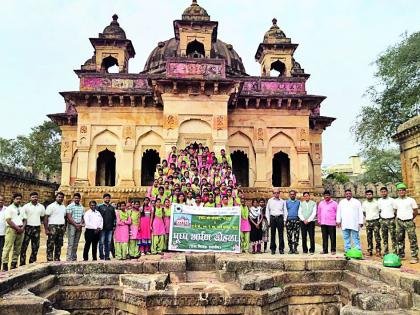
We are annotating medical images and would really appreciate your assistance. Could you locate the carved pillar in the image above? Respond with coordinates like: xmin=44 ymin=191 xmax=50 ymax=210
xmin=60 ymin=140 xmax=72 ymax=186
xmin=75 ymin=148 xmax=89 ymax=186
xmin=255 ymin=147 xmax=268 ymax=187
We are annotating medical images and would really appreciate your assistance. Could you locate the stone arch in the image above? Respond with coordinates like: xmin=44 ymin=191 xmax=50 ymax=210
xmin=271 ymin=60 xmax=286 ymax=76
xmin=96 ymin=149 xmax=116 ymax=186
xmin=272 ymin=151 xmax=290 ymax=187
xmin=267 ymin=131 xmax=297 ymax=186
xmin=413 ymin=162 xmax=420 ymax=192
xmin=179 ymin=119 xmax=212 ymax=134
xmin=186 ymin=40 xmax=205 ymax=58
xmin=178 ymin=119 xmax=213 ymax=148
xmin=231 ymin=150 xmax=249 ymax=187
xmin=70 ymin=149 xmax=78 ymax=186
xmin=141 ymin=149 xmax=160 ymax=186
xmin=228 ymin=130 xmax=256 ymax=186
xmin=101 ymin=55 xmax=119 ymax=73
xmin=89 ymin=129 xmax=120 ymax=186
xmin=134 ymin=130 xmax=164 ymax=186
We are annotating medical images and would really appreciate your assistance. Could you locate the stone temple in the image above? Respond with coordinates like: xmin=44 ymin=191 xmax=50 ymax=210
xmin=49 ymin=0 xmax=335 ymax=202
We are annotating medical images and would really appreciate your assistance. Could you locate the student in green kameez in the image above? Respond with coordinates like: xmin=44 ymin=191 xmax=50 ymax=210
xmin=240 ymin=198 xmax=251 ymax=253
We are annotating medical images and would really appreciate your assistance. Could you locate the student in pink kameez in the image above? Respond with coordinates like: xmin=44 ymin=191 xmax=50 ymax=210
xmin=114 ymin=202 xmax=131 ymax=260
xmin=151 ymin=199 xmax=166 ymax=255
xmin=138 ymin=198 xmax=152 ymax=255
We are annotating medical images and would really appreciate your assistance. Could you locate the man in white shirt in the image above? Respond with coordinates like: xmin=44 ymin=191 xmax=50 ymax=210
xmin=0 ymin=196 xmax=7 ymax=266
xmin=2 ymin=193 xmax=27 ymax=271
xmin=394 ymin=183 xmax=418 ymax=264
xmin=266 ymin=189 xmax=287 ymax=255
xmin=298 ymin=192 xmax=317 ymax=254
xmin=83 ymin=201 xmax=103 ymax=261
xmin=336 ymin=189 xmax=364 ymax=253
xmin=377 ymin=186 xmax=396 ymax=255
xmin=44 ymin=192 xmax=66 ymax=262
xmin=362 ymin=190 xmax=381 ymax=257
xmin=19 ymin=192 xmax=45 ymax=265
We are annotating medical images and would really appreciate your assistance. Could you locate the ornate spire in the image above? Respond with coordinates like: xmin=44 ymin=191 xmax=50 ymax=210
xmin=182 ymin=0 xmax=210 ymax=21
xmin=100 ymin=13 xmax=126 ymax=40
xmin=111 ymin=14 xmax=119 ymax=26
xmin=272 ymin=18 xmax=277 ymax=26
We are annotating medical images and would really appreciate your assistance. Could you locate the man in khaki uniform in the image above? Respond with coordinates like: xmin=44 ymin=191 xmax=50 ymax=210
xmin=2 ymin=193 xmax=27 ymax=271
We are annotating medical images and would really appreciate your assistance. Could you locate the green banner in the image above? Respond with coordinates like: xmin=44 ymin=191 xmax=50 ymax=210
xmin=168 ymin=203 xmax=241 ymax=253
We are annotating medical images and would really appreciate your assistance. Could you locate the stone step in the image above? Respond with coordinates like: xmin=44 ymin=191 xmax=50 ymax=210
xmin=342 ymin=271 xmax=413 ymax=309
xmin=341 ymin=305 xmax=419 ymax=314
xmin=24 ymin=274 xmax=56 ymax=296
xmin=39 ymin=287 xmax=60 ymax=303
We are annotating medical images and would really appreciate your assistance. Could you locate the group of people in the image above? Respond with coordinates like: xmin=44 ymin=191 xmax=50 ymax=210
xmin=265 ymin=184 xmax=418 ymax=263
xmin=0 ymin=143 xmax=418 ymax=271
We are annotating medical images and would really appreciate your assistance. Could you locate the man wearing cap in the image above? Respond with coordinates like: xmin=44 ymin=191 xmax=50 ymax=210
xmin=394 ymin=183 xmax=418 ymax=264
xmin=377 ymin=187 xmax=397 ymax=255
xmin=362 ymin=190 xmax=381 ymax=257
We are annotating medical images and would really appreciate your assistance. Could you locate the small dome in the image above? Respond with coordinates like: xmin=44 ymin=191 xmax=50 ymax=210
xmin=100 ymin=14 xmax=126 ymax=40
xmin=182 ymin=0 xmax=210 ymax=22
xmin=264 ymin=18 xmax=288 ymax=44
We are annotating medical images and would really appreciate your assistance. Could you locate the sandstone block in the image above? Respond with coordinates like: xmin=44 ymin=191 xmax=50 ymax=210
xmin=255 ymin=275 xmax=274 ymax=291
xmin=238 ymin=274 xmax=256 ymax=290
xmin=355 ymin=293 xmax=398 ymax=311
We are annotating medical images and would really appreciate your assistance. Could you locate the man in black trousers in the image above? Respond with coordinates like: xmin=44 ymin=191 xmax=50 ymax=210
xmin=266 ymin=189 xmax=287 ymax=254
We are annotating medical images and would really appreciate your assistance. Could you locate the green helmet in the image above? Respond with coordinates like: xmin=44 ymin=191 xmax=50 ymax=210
xmin=346 ymin=248 xmax=363 ymax=259
xmin=383 ymin=253 xmax=402 ymax=268
xmin=396 ymin=183 xmax=407 ymax=190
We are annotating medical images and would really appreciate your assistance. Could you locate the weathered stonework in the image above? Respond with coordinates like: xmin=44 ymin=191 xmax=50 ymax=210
xmin=0 ymin=254 xmax=419 ymax=314
xmin=393 ymin=115 xmax=420 ymax=203
xmin=0 ymin=164 xmax=58 ymax=204
xmin=49 ymin=1 xmax=335 ymax=204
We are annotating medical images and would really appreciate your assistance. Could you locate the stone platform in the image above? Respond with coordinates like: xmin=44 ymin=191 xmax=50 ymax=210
xmin=0 ymin=253 xmax=419 ymax=315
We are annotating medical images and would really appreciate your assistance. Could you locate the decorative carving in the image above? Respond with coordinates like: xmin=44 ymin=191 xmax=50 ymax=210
xmin=80 ymin=125 xmax=88 ymax=134
xmin=79 ymin=137 xmax=87 ymax=145
xmin=215 ymin=115 xmax=226 ymax=130
xmin=166 ymin=60 xmax=226 ymax=79
xmin=167 ymin=115 xmax=176 ymax=129
xmin=299 ymin=128 xmax=308 ymax=141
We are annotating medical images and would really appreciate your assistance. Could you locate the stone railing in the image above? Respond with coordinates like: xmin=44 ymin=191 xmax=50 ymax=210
xmin=323 ymin=182 xmax=398 ymax=199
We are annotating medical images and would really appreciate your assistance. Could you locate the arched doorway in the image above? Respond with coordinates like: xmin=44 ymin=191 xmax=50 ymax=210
xmin=141 ymin=149 xmax=160 ymax=186
xmin=96 ymin=149 xmax=116 ymax=186
xmin=272 ymin=152 xmax=290 ymax=187
xmin=270 ymin=60 xmax=285 ymax=77
xmin=413 ymin=163 xmax=420 ymax=193
xmin=101 ymin=56 xmax=119 ymax=73
xmin=186 ymin=40 xmax=205 ymax=58
xmin=231 ymin=151 xmax=249 ymax=187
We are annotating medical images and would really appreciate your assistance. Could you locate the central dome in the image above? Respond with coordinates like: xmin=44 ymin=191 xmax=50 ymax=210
xmin=143 ymin=38 xmax=247 ymax=76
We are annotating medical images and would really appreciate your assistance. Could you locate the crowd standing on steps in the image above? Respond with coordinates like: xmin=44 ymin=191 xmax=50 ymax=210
xmin=0 ymin=144 xmax=418 ymax=271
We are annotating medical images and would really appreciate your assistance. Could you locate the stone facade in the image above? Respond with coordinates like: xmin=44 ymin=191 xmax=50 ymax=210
xmin=49 ymin=1 xmax=334 ymax=203
xmin=393 ymin=115 xmax=420 ymax=203
xmin=0 ymin=164 xmax=58 ymax=205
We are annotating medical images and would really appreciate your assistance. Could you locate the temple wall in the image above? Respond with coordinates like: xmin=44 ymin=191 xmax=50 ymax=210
xmin=0 ymin=165 xmax=58 ymax=205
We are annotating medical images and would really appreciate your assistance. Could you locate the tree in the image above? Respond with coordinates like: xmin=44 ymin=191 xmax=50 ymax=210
xmin=0 ymin=121 xmax=61 ymax=178
xmin=325 ymin=172 xmax=350 ymax=184
xmin=352 ymin=32 xmax=420 ymax=150
xmin=360 ymin=148 xmax=402 ymax=183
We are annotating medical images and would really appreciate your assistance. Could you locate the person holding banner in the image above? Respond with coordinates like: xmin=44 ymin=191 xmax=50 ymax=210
xmin=151 ymin=199 xmax=166 ymax=255
xmin=163 ymin=199 xmax=172 ymax=251
xmin=240 ymin=198 xmax=251 ymax=253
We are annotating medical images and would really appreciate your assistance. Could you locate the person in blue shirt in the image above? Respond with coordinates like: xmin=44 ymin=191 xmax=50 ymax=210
xmin=285 ymin=190 xmax=301 ymax=254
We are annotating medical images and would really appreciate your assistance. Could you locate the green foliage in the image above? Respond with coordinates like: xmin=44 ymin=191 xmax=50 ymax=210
xmin=352 ymin=32 xmax=420 ymax=150
xmin=0 ymin=121 xmax=61 ymax=178
xmin=361 ymin=148 xmax=402 ymax=183
xmin=326 ymin=172 xmax=350 ymax=184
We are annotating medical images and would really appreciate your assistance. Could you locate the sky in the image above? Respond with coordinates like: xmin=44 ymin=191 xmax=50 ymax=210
xmin=0 ymin=0 xmax=419 ymax=166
